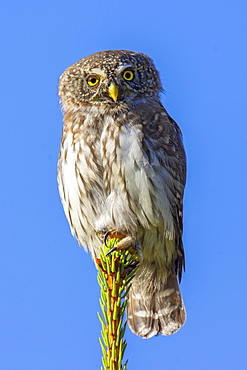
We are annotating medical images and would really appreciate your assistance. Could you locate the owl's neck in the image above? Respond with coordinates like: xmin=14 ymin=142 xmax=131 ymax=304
xmin=62 ymin=95 xmax=160 ymax=119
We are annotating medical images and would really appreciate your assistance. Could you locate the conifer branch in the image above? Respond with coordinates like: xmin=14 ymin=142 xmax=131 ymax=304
xmin=95 ymin=238 xmax=138 ymax=370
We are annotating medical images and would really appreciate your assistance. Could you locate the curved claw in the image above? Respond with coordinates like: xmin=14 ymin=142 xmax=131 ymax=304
xmin=97 ymin=229 xmax=112 ymax=246
xmin=103 ymin=231 xmax=111 ymax=246
xmin=106 ymin=235 xmax=134 ymax=255
xmin=106 ymin=245 xmax=117 ymax=256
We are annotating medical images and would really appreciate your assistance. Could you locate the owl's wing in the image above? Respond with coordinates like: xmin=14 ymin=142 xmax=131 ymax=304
xmin=125 ymin=103 xmax=187 ymax=338
xmin=140 ymin=102 xmax=186 ymax=280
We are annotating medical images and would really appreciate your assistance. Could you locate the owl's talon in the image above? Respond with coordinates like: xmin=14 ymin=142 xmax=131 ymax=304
xmin=106 ymin=235 xmax=134 ymax=255
xmin=106 ymin=245 xmax=117 ymax=255
xmin=103 ymin=231 xmax=111 ymax=245
xmin=97 ymin=229 xmax=111 ymax=245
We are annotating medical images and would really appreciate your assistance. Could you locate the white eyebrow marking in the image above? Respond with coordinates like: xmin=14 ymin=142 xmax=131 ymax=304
xmin=90 ymin=68 xmax=106 ymax=77
xmin=116 ymin=64 xmax=133 ymax=74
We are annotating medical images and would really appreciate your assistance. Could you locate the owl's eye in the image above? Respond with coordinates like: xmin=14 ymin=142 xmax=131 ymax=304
xmin=87 ymin=75 xmax=100 ymax=86
xmin=122 ymin=70 xmax=134 ymax=81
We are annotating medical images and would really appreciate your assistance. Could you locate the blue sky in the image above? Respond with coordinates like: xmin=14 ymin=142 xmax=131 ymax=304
xmin=1 ymin=0 xmax=247 ymax=369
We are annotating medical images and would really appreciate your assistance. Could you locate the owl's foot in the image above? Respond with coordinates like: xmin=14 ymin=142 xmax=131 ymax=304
xmin=106 ymin=235 xmax=134 ymax=255
xmin=97 ymin=228 xmax=127 ymax=245
xmin=97 ymin=229 xmax=139 ymax=276
xmin=97 ymin=228 xmax=135 ymax=255
xmin=97 ymin=229 xmax=124 ymax=246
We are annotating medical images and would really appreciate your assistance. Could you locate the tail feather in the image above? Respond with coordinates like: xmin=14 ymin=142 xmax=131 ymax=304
xmin=127 ymin=264 xmax=186 ymax=339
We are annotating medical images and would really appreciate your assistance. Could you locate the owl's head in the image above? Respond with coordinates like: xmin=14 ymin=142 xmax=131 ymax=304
xmin=59 ymin=50 xmax=162 ymax=109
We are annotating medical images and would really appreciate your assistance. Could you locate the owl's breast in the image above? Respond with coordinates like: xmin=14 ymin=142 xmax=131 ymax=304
xmin=99 ymin=113 xmax=175 ymax=237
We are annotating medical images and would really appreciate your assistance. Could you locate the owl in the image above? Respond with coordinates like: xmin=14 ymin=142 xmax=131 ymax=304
xmin=58 ymin=50 xmax=186 ymax=339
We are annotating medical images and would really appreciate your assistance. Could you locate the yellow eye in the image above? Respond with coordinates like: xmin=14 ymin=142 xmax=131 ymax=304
xmin=123 ymin=70 xmax=134 ymax=81
xmin=87 ymin=75 xmax=100 ymax=86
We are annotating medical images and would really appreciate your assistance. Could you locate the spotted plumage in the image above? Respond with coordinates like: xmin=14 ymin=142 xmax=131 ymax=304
xmin=58 ymin=50 xmax=186 ymax=338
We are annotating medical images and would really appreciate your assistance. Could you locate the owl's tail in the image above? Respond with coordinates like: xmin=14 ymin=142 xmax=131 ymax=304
xmin=127 ymin=261 xmax=186 ymax=339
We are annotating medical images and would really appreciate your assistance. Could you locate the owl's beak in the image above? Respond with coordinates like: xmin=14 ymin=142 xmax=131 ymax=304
xmin=108 ymin=82 xmax=119 ymax=102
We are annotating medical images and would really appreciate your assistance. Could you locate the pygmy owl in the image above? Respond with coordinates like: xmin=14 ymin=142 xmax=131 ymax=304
xmin=58 ymin=50 xmax=186 ymax=339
